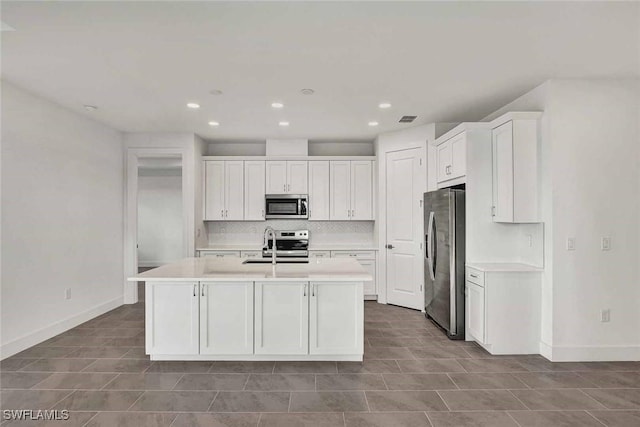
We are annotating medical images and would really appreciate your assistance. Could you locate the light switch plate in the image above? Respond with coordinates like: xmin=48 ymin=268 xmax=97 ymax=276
xmin=566 ymin=237 xmax=576 ymax=251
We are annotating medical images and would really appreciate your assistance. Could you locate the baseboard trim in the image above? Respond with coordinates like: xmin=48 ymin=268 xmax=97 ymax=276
xmin=541 ymin=342 xmax=640 ymax=362
xmin=1 ymin=296 xmax=123 ymax=360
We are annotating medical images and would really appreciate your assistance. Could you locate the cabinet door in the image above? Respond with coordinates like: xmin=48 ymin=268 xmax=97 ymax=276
xmin=309 ymin=282 xmax=363 ymax=355
xmin=492 ymin=121 xmax=514 ymax=222
xmin=224 ymin=161 xmax=244 ymax=220
xmin=308 ymin=161 xmax=330 ymax=220
xmin=200 ymin=282 xmax=253 ymax=355
xmin=467 ymin=282 xmax=486 ymax=344
xmin=329 ymin=161 xmax=351 ymax=220
xmin=436 ymin=142 xmax=452 ymax=183
xmin=255 ymin=282 xmax=309 ymax=355
xmin=204 ymin=161 xmax=225 ymax=220
xmin=265 ymin=161 xmax=287 ymax=194
xmin=359 ymin=260 xmax=376 ymax=296
xmin=350 ymin=161 xmax=373 ymax=220
xmin=449 ymin=133 xmax=467 ymax=179
xmin=146 ymin=282 xmax=199 ymax=355
xmin=244 ymin=161 xmax=266 ymax=220
xmin=287 ymin=161 xmax=308 ymax=194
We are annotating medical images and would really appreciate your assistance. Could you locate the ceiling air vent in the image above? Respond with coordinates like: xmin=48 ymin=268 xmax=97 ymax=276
xmin=399 ymin=115 xmax=417 ymax=123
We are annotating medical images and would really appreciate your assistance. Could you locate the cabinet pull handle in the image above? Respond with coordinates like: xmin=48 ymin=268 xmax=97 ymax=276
xmin=347 ymin=210 xmax=351 ymax=218
xmin=288 ymin=184 xmax=291 ymax=192
xmin=221 ymin=209 xmax=224 ymax=217
xmin=193 ymin=284 xmax=197 ymax=297
xmin=351 ymin=210 xmax=355 ymax=217
xmin=470 ymin=274 xmax=478 ymax=278
xmin=201 ymin=285 xmax=205 ymax=296
xmin=303 ymin=284 xmax=307 ymax=296
xmin=261 ymin=209 xmax=265 ymax=218
xmin=284 ymin=184 xmax=286 ymax=192
xmin=312 ymin=284 xmax=315 ymax=297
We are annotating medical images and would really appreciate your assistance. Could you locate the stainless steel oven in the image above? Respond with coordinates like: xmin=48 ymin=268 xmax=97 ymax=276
xmin=265 ymin=194 xmax=308 ymax=219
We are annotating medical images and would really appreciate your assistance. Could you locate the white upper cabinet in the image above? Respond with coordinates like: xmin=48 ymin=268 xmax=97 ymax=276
xmin=491 ymin=113 xmax=541 ymax=223
xmin=204 ymin=160 xmax=244 ymax=220
xmin=436 ymin=132 xmax=466 ymax=185
xmin=329 ymin=160 xmax=373 ymax=221
xmin=265 ymin=161 xmax=307 ymax=194
xmin=308 ymin=161 xmax=330 ymax=220
xmin=244 ymin=161 xmax=266 ymax=220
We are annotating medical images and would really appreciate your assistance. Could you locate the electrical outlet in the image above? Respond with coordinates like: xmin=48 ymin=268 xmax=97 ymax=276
xmin=65 ymin=288 xmax=72 ymax=300
xmin=566 ymin=237 xmax=576 ymax=251
xmin=601 ymin=309 xmax=611 ymax=323
xmin=601 ymin=237 xmax=611 ymax=251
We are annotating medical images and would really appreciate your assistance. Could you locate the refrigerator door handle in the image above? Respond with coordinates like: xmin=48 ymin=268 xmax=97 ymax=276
xmin=426 ymin=211 xmax=435 ymax=281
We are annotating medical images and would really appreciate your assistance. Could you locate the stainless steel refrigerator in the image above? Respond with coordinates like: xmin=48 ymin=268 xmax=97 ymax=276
xmin=424 ymin=188 xmax=465 ymax=340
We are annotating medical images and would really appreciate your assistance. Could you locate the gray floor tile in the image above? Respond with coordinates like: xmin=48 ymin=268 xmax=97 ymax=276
xmin=582 ymin=388 xmax=640 ymax=409
xmin=30 ymin=372 xmax=118 ymax=390
xmin=396 ymin=359 xmax=465 ymax=373
xmin=367 ymin=337 xmax=422 ymax=347
xmin=145 ymin=361 xmax=212 ymax=373
xmin=210 ymin=361 xmax=275 ymax=374
xmin=130 ymin=391 xmax=217 ymax=412
xmin=11 ymin=347 xmax=75 ymax=359
xmin=589 ymin=410 xmax=640 ymax=427
xmin=53 ymin=390 xmax=142 ymax=411
xmin=0 ymin=359 xmax=41 ymax=372
xmin=101 ymin=373 xmax=183 ymax=390
xmin=275 ymin=362 xmax=338 ymax=374
xmin=65 ymin=347 xmax=130 ymax=358
xmin=173 ymin=413 xmax=260 ymax=427
xmin=363 ymin=347 xmax=414 ymax=360
xmin=120 ymin=347 xmax=150 ymax=359
xmin=0 ymin=372 xmax=52 ymax=389
xmin=427 ymin=411 xmax=518 ymax=427
xmin=382 ymin=373 xmax=456 ymax=390
xmin=449 ymin=372 xmax=529 ymax=389
xmin=173 ymin=373 xmax=249 ymax=390
xmin=365 ymin=390 xmax=448 ymax=411
xmin=0 ymin=389 xmax=72 ymax=410
xmin=345 ymin=412 xmax=430 ymax=427
xmin=85 ymin=412 xmax=176 ymax=427
xmin=260 ymin=413 xmax=345 ymax=427
xmin=2 ymin=411 xmax=97 ymax=427
xmin=512 ymin=389 xmax=607 ymax=410
xmin=509 ymin=410 xmax=605 ymax=427
xmin=244 ymin=374 xmax=315 ymax=391
xmin=290 ymin=391 xmax=368 ymax=412
xmin=577 ymin=371 xmax=640 ymax=388
xmin=316 ymin=374 xmax=387 ymax=390
xmin=210 ymin=391 xmax=290 ymax=412
xmin=514 ymin=372 xmax=599 ymax=388
xmin=408 ymin=346 xmax=471 ymax=359
xmin=81 ymin=358 xmax=152 ymax=373
xmin=457 ymin=358 xmax=530 ymax=373
xmin=49 ymin=336 xmax=115 ymax=347
xmin=337 ymin=360 xmax=400 ymax=374
xmin=18 ymin=358 xmax=96 ymax=372
xmin=438 ymin=389 xmax=526 ymax=410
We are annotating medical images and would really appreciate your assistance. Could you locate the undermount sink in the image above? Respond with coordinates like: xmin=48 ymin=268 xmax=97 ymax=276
xmin=243 ymin=259 xmax=309 ymax=264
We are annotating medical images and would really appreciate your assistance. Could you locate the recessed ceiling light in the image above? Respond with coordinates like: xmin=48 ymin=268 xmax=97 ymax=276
xmin=271 ymin=102 xmax=284 ymax=109
xmin=186 ymin=102 xmax=200 ymax=109
xmin=368 ymin=121 xmax=379 ymax=126
xmin=279 ymin=121 xmax=290 ymax=127
xmin=300 ymin=88 xmax=315 ymax=95
xmin=378 ymin=102 xmax=392 ymax=109
xmin=83 ymin=105 xmax=98 ymax=112
xmin=208 ymin=121 xmax=220 ymax=127
xmin=209 ymin=89 xmax=223 ymax=96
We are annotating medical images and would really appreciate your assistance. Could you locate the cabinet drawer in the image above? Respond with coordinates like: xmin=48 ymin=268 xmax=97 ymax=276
xmin=466 ymin=267 xmax=485 ymax=287
xmin=309 ymin=251 xmax=331 ymax=259
xmin=199 ymin=251 xmax=241 ymax=258
xmin=330 ymin=250 xmax=375 ymax=260
xmin=241 ymin=251 xmax=262 ymax=259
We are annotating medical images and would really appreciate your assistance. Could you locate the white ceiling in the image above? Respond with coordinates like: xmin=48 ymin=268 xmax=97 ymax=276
xmin=1 ymin=1 xmax=638 ymax=141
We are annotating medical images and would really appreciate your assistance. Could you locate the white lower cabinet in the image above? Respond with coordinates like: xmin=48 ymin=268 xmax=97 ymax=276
xmin=466 ymin=282 xmax=485 ymax=344
xmin=254 ymin=282 xmax=309 ymax=355
xmin=309 ymin=282 xmax=363 ymax=355
xmin=146 ymin=282 xmax=199 ymax=355
xmin=330 ymin=251 xmax=377 ymax=298
xmin=200 ymin=282 xmax=253 ymax=355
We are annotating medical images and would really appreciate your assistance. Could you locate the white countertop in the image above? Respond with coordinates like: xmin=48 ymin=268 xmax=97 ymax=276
xmin=130 ymin=257 xmax=373 ymax=282
xmin=466 ymin=262 xmax=544 ymax=272
xmin=196 ymin=244 xmax=378 ymax=251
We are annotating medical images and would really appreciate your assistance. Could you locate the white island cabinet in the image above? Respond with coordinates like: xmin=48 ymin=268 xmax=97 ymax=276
xmin=133 ymin=257 xmax=370 ymax=361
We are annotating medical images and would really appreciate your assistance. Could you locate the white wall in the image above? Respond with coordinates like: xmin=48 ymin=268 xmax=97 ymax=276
xmin=484 ymin=79 xmax=640 ymax=361
xmin=137 ymin=168 xmax=183 ymax=266
xmin=1 ymin=81 xmax=124 ymax=358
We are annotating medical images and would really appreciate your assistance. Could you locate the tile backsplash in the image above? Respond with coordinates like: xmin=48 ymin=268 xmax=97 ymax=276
xmin=206 ymin=220 xmax=375 ymax=246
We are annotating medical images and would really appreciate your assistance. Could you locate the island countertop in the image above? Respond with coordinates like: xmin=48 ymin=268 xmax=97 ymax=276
xmin=129 ymin=257 xmax=373 ymax=282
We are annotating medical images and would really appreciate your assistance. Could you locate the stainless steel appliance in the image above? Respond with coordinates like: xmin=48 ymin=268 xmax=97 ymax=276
xmin=265 ymin=194 xmax=308 ymax=219
xmin=263 ymin=229 xmax=309 ymax=258
xmin=424 ymin=188 xmax=465 ymax=340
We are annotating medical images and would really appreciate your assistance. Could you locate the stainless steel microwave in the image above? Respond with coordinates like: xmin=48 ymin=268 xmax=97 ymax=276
xmin=265 ymin=194 xmax=308 ymax=219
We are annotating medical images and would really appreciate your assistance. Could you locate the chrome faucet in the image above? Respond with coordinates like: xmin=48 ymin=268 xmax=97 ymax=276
xmin=264 ymin=226 xmax=277 ymax=265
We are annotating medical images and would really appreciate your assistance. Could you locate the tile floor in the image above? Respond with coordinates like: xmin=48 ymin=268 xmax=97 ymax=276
xmin=1 ymin=296 xmax=639 ymax=426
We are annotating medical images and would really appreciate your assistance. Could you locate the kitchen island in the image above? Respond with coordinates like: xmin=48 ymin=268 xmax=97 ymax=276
xmin=129 ymin=257 xmax=371 ymax=361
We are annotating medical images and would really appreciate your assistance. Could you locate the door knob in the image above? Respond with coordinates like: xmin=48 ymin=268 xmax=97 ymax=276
xmin=385 ymin=244 xmax=394 ymax=249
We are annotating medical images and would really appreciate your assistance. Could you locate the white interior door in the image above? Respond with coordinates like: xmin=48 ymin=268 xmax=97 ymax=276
xmin=385 ymin=148 xmax=424 ymax=310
